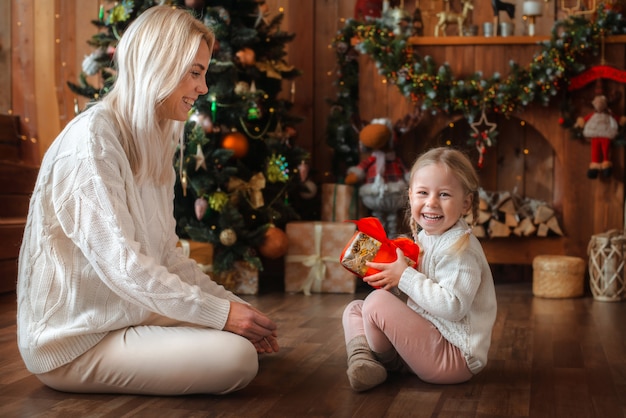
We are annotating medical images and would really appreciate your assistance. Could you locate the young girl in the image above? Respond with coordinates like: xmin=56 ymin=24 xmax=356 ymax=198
xmin=342 ymin=147 xmax=497 ymax=391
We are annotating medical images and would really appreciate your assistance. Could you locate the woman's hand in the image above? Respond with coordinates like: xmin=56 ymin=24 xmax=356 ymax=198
xmin=224 ymin=301 xmax=279 ymax=353
xmin=363 ymin=248 xmax=409 ymax=291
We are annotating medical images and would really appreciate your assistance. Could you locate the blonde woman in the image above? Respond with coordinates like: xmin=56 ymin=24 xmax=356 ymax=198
xmin=17 ymin=6 xmax=278 ymax=396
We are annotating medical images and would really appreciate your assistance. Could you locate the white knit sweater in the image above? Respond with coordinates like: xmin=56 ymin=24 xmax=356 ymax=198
xmin=398 ymin=220 xmax=497 ymax=374
xmin=17 ymin=105 xmax=244 ymax=374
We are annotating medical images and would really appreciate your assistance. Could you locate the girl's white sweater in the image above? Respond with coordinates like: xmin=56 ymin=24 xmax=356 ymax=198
xmin=398 ymin=220 xmax=497 ymax=373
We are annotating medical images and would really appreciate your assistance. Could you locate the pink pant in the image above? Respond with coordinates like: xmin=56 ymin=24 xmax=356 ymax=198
xmin=342 ymin=289 xmax=472 ymax=384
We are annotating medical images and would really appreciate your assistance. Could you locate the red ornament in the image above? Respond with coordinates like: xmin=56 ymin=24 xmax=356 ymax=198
xmin=221 ymin=131 xmax=249 ymax=158
xmin=258 ymin=225 xmax=289 ymax=259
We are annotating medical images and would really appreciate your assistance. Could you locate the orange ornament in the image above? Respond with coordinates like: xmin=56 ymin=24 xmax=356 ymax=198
xmin=236 ymin=48 xmax=256 ymax=66
xmin=221 ymin=132 xmax=249 ymax=158
xmin=258 ymin=225 xmax=289 ymax=259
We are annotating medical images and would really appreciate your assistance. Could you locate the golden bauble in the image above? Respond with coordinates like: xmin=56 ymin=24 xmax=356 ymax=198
xmin=219 ymin=228 xmax=237 ymax=246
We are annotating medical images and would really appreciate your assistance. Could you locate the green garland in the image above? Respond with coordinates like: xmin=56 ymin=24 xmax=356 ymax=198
xmin=326 ymin=4 xmax=626 ymax=177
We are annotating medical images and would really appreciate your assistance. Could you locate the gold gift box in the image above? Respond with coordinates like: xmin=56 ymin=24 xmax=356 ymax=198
xmin=340 ymin=232 xmax=382 ymax=276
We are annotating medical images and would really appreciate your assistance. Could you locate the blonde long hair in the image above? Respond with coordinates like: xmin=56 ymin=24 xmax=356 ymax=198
xmin=101 ymin=6 xmax=214 ymax=185
xmin=407 ymin=147 xmax=480 ymax=252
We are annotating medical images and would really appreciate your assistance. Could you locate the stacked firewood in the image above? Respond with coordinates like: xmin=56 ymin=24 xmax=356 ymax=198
xmin=465 ymin=189 xmax=563 ymax=238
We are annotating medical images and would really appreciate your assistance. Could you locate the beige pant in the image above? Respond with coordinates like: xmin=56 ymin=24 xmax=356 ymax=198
xmin=37 ymin=314 xmax=258 ymax=395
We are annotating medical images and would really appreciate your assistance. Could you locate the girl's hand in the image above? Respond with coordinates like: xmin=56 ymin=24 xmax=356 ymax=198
xmin=363 ymin=248 xmax=410 ymax=291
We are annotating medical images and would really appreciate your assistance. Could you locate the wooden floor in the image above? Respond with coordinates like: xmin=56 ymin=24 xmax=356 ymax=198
xmin=1 ymin=281 xmax=625 ymax=418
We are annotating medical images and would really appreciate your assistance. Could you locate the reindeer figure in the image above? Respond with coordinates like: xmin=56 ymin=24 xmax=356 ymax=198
xmin=434 ymin=0 xmax=474 ymax=37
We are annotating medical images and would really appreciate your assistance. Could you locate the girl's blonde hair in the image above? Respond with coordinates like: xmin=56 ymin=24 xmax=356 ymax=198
xmin=101 ymin=5 xmax=214 ymax=185
xmin=407 ymin=147 xmax=480 ymax=252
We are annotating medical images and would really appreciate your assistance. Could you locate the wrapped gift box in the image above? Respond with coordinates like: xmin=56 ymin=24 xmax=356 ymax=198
xmin=177 ymin=240 xmax=257 ymax=295
xmin=284 ymin=221 xmax=357 ymax=294
xmin=214 ymin=261 xmax=259 ymax=295
xmin=321 ymin=183 xmax=367 ymax=222
xmin=177 ymin=239 xmax=213 ymax=267
xmin=340 ymin=217 xmax=420 ymax=279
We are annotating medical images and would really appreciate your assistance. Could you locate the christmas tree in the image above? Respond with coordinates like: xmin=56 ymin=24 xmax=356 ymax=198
xmin=69 ymin=0 xmax=310 ymax=275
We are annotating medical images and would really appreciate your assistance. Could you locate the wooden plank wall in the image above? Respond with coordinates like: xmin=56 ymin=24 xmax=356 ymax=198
xmin=357 ymin=38 xmax=626 ymax=262
xmin=3 ymin=0 xmax=624 ymax=263
xmin=3 ymin=0 xmax=558 ymax=167
xmin=0 ymin=2 xmax=10 ymax=118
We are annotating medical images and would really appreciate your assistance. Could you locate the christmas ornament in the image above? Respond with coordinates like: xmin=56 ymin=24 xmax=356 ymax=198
xmin=234 ymin=81 xmax=250 ymax=95
xmin=209 ymin=190 xmax=229 ymax=212
xmin=180 ymin=170 xmax=188 ymax=196
xmin=194 ymin=145 xmax=207 ymax=171
xmin=574 ymin=95 xmax=626 ymax=179
xmin=227 ymin=173 xmax=266 ymax=209
xmin=219 ymin=228 xmax=237 ymax=246
xmin=258 ymin=225 xmax=289 ymax=259
xmin=194 ymin=197 xmax=209 ymax=220
xmin=253 ymin=2 xmax=270 ymax=27
xmin=221 ymin=131 xmax=249 ymax=158
xmin=469 ymin=110 xmax=498 ymax=168
xmin=236 ymin=48 xmax=256 ymax=66
xmin=247 ymin=101 xmax=262 ymax=120
xmin=300 ymin=179 xmax=318 ymax=200
xmin=256 ymin=59 xmax=295 ymax=80
xmin=298 ymin=160 xmax=310 ymax=182
xmin=266 ymin=153 xmax=289 ymax=183
xmin=185 ymin=0 xmax=205 ymax=9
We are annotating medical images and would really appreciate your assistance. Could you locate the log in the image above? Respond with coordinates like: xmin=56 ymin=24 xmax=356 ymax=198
xmin=546 ymin=216 xmax=564 ymax=236
xmin=505 ymin=212 xmax=519 ymax=227
xmin=499 ymin=198 xmax=517 ymax=215
xmin=489 ymin=219 xmax=511 ymax=237
xmin=534 ymin=205 xmax=554 ymax=224
xmin=536 ymin=223 xmax=550 ymax=237
xmin=473 ymin=225 xmax=486 ymax=238
xmin=513 ymin=217 xmax=537 ymax=236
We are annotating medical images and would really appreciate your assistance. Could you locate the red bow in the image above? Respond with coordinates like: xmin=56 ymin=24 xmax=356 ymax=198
xmin=347 ymin=217 xmax=420 ymax=277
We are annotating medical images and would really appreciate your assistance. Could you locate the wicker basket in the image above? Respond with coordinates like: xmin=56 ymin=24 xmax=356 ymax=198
xmin=532 ymin=255 xmax=585 ymax=298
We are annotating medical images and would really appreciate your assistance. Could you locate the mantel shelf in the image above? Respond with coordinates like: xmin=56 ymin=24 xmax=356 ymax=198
xmin=408 ymin=34 xmax=626 ymax=46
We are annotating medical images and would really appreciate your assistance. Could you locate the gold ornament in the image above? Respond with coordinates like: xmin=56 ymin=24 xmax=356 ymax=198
xmin=209 ymin=190 xmax=229 ymax=212
xmin=227 ymin=172 xmax=266 ymax=209
xmin=219 ymin=228 xmax=237 ymax=246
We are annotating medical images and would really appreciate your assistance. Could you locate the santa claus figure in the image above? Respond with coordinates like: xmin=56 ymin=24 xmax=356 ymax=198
xmin=576 ymin=95 xmax=626 ymax=179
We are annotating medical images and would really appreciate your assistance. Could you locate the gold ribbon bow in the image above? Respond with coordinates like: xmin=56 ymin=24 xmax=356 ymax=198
xmin=285 ymin=223 xmax=339 ymax=295
xmin=228 ymin=172 xmax=266 ymax=209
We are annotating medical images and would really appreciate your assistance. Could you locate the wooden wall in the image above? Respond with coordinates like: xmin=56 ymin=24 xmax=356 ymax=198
xmin=3 ymin=0 xmax=624 ymax=263
xmin=357 ymin=36 xmax=626 ymax=263
xmin=2 ymin=0 xmax=560 ymax=167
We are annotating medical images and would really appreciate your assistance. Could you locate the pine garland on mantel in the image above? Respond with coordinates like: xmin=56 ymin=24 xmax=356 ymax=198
xmin=326 ymin=4 xmax=626 ymax=177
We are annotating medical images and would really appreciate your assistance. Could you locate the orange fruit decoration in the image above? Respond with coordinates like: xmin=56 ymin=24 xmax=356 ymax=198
xmin=221 ymin=131 xmax=249 ymax=158
xmin=258 ymin=225 xmax=289 ymax=259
